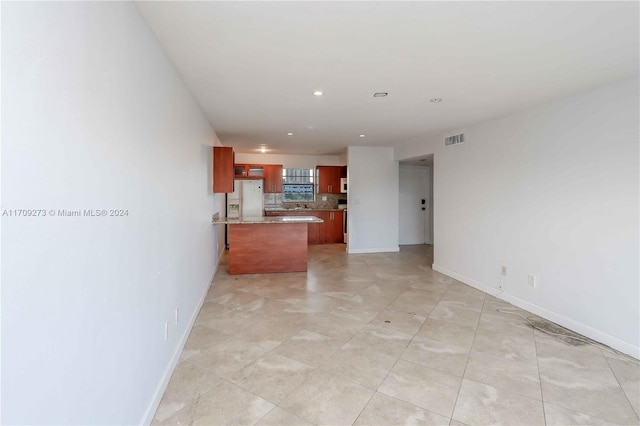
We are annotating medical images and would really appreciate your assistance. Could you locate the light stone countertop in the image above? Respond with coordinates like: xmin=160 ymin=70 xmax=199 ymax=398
xmin=212 ymin=215 xmax=324 ymax=225
xmin=264 ymin=208 xmax=344 ymax=212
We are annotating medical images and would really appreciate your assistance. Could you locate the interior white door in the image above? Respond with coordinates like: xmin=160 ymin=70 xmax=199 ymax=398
xmin=399 ymin=166 xmax=428 ymax=245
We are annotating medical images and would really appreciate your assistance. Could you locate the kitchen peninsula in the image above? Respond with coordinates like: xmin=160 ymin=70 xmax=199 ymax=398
xmin=212 ymin=215 xmax=324 ymax=274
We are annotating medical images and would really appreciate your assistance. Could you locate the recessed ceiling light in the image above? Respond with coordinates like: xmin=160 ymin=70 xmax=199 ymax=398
xmin=359 ymin=134 xmax=366 ymax=138
xmin=430 ymin=98 xmax=443 ymax=103
xmin=373 ymin=92 xmax=388 ymax=97
xmin=312 ymin=90 xmax=324 ymax=96
xmin=286 ymin=132 xmax=294 ymax=136
xmin=260 ymin=147 xmax=267 ymax=153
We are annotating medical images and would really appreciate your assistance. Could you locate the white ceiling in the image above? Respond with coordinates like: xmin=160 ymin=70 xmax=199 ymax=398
xmin=137 ymin=1 xmax=638 ymax=155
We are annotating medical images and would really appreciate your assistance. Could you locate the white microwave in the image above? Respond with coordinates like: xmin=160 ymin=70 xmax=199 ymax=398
xmin=340 ymin=178 xmax=347 ymax=193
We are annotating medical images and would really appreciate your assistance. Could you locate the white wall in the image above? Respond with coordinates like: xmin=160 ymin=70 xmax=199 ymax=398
xmin=1 ymin=3 xmax=225 ymax=424
xmin=347 ymin=146 xmax=399 ymax=253
xmin=396 ymin=77 xmax=640 ymax=357
xmin=235 ymin=152 xmax=343 ymax=169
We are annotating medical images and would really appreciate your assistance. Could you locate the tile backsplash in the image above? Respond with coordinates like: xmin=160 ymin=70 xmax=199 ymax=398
xmin=264 ymin=193 xmax=347 ymax=210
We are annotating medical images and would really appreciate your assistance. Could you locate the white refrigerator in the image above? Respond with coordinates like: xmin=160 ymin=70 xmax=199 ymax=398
xmin=227 ymin=179 xmax=264 ymax=218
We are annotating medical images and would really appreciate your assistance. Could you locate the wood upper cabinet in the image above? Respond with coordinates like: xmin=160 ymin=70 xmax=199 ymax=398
xmin=316 ymin=166 xmax=342 ymax=194
xmin=234 ymin=163 xmax=283 ymax=193
xmin=213 ymin=146 xmax=234 ymax=193
xmin=264 ymin=164 xmax=283 ymax=193
xmin=234 ymin=164 xmax=264 ymax=178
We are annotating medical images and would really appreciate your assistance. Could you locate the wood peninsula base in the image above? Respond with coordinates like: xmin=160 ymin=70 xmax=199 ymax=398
xmin=229 ymin=223 xmax=307 ymax=274
xmin=212 ymin=216 xmax=324 ymax=275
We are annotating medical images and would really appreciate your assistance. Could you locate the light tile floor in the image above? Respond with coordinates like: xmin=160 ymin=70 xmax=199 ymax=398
xmin=153 ymin=244 xmax=640 ymax=426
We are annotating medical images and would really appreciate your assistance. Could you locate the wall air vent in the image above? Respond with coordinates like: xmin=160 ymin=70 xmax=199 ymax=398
xmin=444 ymin=132 xmax=465 ymax=147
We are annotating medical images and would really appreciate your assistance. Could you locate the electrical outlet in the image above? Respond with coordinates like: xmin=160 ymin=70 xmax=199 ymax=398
xmin=528 ymin=274 xmax=536 ymax=288
xmin=322 ymin=196 xmax=327 ymax=201
xmin=164 ymin=321 xmax=169 ymax=341
xmin=175 ymin=308 xmax=179 ymax=325
xmin=501 ymin=266 xmax=507 ymax=276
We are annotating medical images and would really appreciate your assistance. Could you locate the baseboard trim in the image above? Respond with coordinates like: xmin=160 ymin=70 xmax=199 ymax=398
xmin=432 ymin=264 xmax=502 ymax=298
xmin=141 ymin=258 xmax=221 ymax=425
xmin=348 ymin=246 xmax=400 ymax=254
xmin=432 ymin=263 xmax=640 ymax=360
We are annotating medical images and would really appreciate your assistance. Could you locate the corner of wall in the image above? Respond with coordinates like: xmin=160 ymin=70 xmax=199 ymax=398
xmin=433 ymin=263 xmax=640 ymax=360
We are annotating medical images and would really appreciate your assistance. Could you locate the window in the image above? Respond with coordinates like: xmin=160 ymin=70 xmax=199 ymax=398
xmin=282 ymin=168 xmax=314 ymax=202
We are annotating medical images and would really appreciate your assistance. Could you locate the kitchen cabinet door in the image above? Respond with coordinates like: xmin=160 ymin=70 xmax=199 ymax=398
xmin=213 ymin=146 xmax=234 ymax=193
xmin=234 ymin=164 xmax=265 ymax=178
xmin=316 ymin=211 xmax=342 ymax=244
xmin=264 ymin=210 xmax=320 ymax=244
xmin=324 ymin=211 xmax=344 ymax=243
xmin=264 ymin=164 xmax=283 ymax=193
xmin=292 ymin=210 xmax=321 ymax=244
xmin=316 ymin=166 xmax=342 ymax=194
xmin=315 ymin=211 xmax=328 ymax=243
xmin=307 ymin=220 xmax=321 ymax=244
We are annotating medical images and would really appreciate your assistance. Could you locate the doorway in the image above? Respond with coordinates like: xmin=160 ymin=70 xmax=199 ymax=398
xmin=399 ymin=161 xmax=433 ymax=245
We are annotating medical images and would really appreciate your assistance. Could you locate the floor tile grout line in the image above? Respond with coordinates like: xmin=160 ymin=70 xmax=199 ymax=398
xmin=349 ymin=386 xmax=377 ymax=426
xmin=372 ymin=275 xmax=451 ymax=404
xmin=533 ymin=329 xmax=635 ymax=388
xmin=532 ymin=316 xmax=548 ymax=426
xmin=447 ymin=292 xmax=486 ymax=424
xmin=603 ymin=354 xmax=640 ymax=422
xmin=156 ymin=245 xmax=638 ymax=425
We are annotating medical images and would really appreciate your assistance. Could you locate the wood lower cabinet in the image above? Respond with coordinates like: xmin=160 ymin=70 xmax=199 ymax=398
xmin=264 ymin=164 xmax=283 ymax=193
xmin=320 ymin=210 xmax=343 ymax=243
xmin=265 ymin=210 xmax=343 ymax=244
xmin=213 ymin=146 xmax=234 ymax=193
xmin=330 ymin=210 xmax=344 ymax=243
xmin=307 ymin=221 xmax=320 ymax=245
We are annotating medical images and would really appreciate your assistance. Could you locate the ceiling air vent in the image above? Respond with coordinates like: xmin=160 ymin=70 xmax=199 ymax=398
xmin=444 ymin=132 xmax=465 ymax=147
